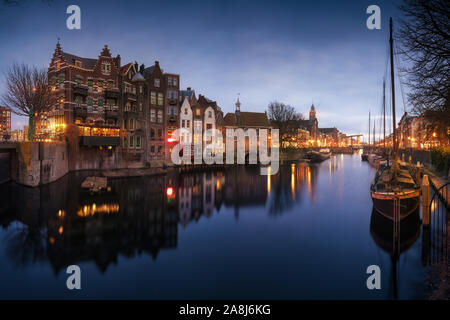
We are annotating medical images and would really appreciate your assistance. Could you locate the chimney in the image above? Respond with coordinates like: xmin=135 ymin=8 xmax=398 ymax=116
xmin=139 ymin=64 xmax=145 ymax=73
xmin=134 ymin=62 xmax=138 ymax=72
xmin=155 ymin=60 xmax=159 ymax=67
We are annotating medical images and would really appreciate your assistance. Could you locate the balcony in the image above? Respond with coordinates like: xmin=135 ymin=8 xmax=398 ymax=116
xmin=124 ymin=92 xmax=137 ymax=101
xmin=105 ymin=89 xmax=120 ymax=99
xmin=73 ymin=85 xmax=88 ymax=97
xmin=80 ymin=136 xmax=120 ymax=146
xmin=74 ymin=107 xmax=87 ymax=118
xmin=105 ymin=109 xmax=119 ymax=119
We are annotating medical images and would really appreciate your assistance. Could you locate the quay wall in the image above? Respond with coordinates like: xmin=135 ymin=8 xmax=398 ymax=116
xmin=11 ymin=142 xmax=68 ymax=187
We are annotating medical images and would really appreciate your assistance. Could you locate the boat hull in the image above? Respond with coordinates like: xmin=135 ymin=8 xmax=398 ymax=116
xmin=361 ymin=154 xmax=368 ymax=161
xmin=371 ymin=189 xmax=420 ymax=220
xmin=306 ymin=151 xmax=331 ymax=163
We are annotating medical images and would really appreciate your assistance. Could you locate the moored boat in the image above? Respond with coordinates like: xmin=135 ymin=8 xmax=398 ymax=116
xmin=306 ymin=149 xmax=331 ymax=163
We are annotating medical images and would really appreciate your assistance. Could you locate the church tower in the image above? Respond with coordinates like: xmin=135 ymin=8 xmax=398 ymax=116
xmin=309 ymin=103 xmax=316 ymax=121
xmin=235 ymin=95 xmax=241 ymax=116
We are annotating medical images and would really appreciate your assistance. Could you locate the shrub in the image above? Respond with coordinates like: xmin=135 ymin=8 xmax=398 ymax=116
xmin=430 ymin=146 xmax=450 ymax=174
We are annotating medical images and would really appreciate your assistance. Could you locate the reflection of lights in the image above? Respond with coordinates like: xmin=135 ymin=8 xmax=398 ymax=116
xmin=77 ymin=203 xmax=119 ymax=217
xmin=216 ymin=180 xmax=221 ymax=191
xmin=291 ymin=164 xmax=295 ymax=199
xmin=167 ymin=137 xmax=176 ymax=143
xmin=58 ymin=226 xmax=63 ymax=234
xmin=49 ymin=237 xmax=55 ymax=245
xmin=267 ymin=166 xmax=271 ymax=194
xmin=57 ymin=209 xmax=65 ymax=218
xmin=431 ymin=199 xmax=436 ymax=213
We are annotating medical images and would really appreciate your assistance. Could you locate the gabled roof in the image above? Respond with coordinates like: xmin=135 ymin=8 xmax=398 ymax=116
xmin=120 ymin=63 xmax=133 ymax=75
xmin=180 ymin=89 xmax=196 ymax=101
xmin=142 ymin=66 xmax=155 ymax=79
xmin=62 ymin=52 xmax=97 ymax=69
xmin=224 ymin=112 xmax=270 ymax=128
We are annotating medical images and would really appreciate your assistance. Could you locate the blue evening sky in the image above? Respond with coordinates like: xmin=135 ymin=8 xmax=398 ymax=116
xmin=0 ymin=0 xmax=409 ymax=140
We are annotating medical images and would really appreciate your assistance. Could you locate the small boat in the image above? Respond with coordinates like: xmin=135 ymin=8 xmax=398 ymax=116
xmin=361 ymin=153 xmax=369 ymax=161
xmin=306 ymin=148 xmax=331 ymax=163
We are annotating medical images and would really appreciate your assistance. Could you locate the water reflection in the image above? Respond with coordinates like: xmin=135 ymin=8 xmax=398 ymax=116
xmin=0 ymin=163 xmax=325 ymax=273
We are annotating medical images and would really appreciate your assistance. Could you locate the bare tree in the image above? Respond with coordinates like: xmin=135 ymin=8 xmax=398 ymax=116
xmin=267 ymin=101 xmax=304 ymax=136
xmin=397 ymin=0 xmax=450 ymax=136
xmin=1 ymin=63 xmax=54 ymax=140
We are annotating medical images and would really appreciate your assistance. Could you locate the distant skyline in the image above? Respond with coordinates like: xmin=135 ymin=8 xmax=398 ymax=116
xmin=0 ymin=0 xmax=409 ymax=141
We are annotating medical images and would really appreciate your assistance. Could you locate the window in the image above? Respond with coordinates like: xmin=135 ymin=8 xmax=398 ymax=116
xmin=206 ymin=123 xmax=212 ymax=130
xmin=75 ymin=77 xmax=82 ymax=85
xmin=186 ymin=120 xmax=190 ymax=128
xmin=75 ymin=60 xmax=82 ymax=67
xmin=129 ymin=136 xmax=134 ymax=148
xmin=97 ymin=80 xmax=103 ymax=92
xmin=125 ymin=102 xmax=131 ymax=111
xmin=154 ymin=79 xmax=160 ymax=87
xmin=56 ymin=61 xmax=61 ymax=69
xmin=107 ymin=99 xmax=114 ymax=107
xmin=168 ymin=77 xmax=173 ymax=86
xmin=129 ymin=118 xmax=134 ymax=130
xmin=87 ymin=79 xmax=93 ymax=87
xmin=182 ymin=120 xmax=185 ymax=128
xmin=151 ymin=128 xmax=155 ymax=139
xmin=87 ymin=97 xmax=93 ymax=106
xmin=97 ymin=98 xmax=103 ymax=107
xmin=136 ymin=136 xmax=141 ymax=149
xmin=158 ymin=146 xmax=162 ymax=154
xmin=184 ymin=108 xmax=188 ymax=115
xmin=75 ymin=96 xmax=82 ymax=106
xmin=150 ymin=109 xmax=156 ymax=122
xmin=151 ymin=92 xmax=156 ymax=104
xmin=208 ymin=111 xmax=212 ymax=118
xmin=168 ymin=89 xmax=177 ymax=100
xmin=151 ymin=146 xmax=155 ymax=153
xmin=173 ymin=77 xmax=178 ymax=86
xmin=139 ymin=102 xmax=142 ymax=111
xmin=157 ymin=110 xmax=163 ymax=123
xmin=102 ymin=63 xmax=111 ymax=75
xmin=139 ymin=85 xmax=143 ymax=94
xmin=196 ymin=109 xmax=201 ymax=116
xmin=158 ymin=129 xmax=162 ymax=138
xmin=123 ymin=137 xmax=127 ymax=148
xmin=157 ymin=93 xmax=164 ymax=106
xmin=59 ymin=75 xmax=65 ymax=83
xmin=108 ymin=81 xmax=113 ymax=88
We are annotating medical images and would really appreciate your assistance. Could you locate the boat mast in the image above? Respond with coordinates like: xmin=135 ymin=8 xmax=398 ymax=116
xmin=389 ymin=17 xmax=397 ymax=157
xmin=373 ymin=119 xmax=376 ymax=147
xmin=368 ymin=110 xmax=371 ymax=150
xmin=383 ymin=79 xmax=386 ymax=149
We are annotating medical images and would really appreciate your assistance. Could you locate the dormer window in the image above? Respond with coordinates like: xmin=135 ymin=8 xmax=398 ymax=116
xmin=75 ymin=60 xmax=82 ymax=68
xmin=102 ymin=63 xmax=111 ymax=75
xmin=154 ymin=79 xmax=160 ymax=87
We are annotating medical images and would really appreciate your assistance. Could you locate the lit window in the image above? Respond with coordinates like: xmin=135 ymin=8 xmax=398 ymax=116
xmin=157 ymin=110 xmax=163 ymax=123
xmin=157 ymin=93 xmax=164 ymax=106
xmin=102 ymin=63 xmax=111 ymax=75
xmin=150 ymin=109 xmax=156 ymax=122
xmin=196 ymin=109 xmax=200 ymax=116
xmin=151 ymin=92 xmax=156 ymax=104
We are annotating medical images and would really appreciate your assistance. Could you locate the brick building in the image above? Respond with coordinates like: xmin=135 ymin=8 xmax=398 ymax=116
xmin=0 ymin=106 xmax=11 ymax=140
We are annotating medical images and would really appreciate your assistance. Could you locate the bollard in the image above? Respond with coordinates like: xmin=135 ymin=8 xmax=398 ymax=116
xmin=416 ymin=161 xmax=421 ymax=184
xmin=422 ymin=174 xmax=430 ymax=226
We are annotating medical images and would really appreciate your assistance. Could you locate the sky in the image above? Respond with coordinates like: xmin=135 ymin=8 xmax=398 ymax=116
xmin=0 ymin=0 xmax=410 ymax=141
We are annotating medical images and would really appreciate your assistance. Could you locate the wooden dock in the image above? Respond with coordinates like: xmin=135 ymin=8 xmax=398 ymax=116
xmin=81 ymin=176 xmax=107 ymax=193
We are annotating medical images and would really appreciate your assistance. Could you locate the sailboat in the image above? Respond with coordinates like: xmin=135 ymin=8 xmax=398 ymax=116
xmin=361 ymin=111 xmax=370 ymax=161
xmin=370 ymin=18 xmax=421 ymax=221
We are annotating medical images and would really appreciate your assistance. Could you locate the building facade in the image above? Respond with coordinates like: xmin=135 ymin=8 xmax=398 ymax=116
xmin=0 ymin=106 xmax=11 ymax=141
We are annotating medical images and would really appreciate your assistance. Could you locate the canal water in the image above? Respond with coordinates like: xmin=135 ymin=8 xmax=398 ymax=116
xmin=0 ymin=154 xmax=443 ymax=299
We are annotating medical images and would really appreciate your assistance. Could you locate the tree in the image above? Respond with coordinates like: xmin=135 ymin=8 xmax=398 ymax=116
xmin=1 ymin=63 xmax=54 ymax=140
xmin=267 ymin=101 xmax=304 ymax=136
xmin=397 ymin=0 xmax=450 ymax=137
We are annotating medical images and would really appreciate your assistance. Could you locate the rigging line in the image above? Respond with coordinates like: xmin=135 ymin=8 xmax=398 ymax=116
xmin=394 ymin=42 xmax=409 ymax=114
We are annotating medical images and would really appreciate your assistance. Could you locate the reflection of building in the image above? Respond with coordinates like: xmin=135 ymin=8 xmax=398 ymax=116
xmin=0 ymin=106 xmax=11 ymax=140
